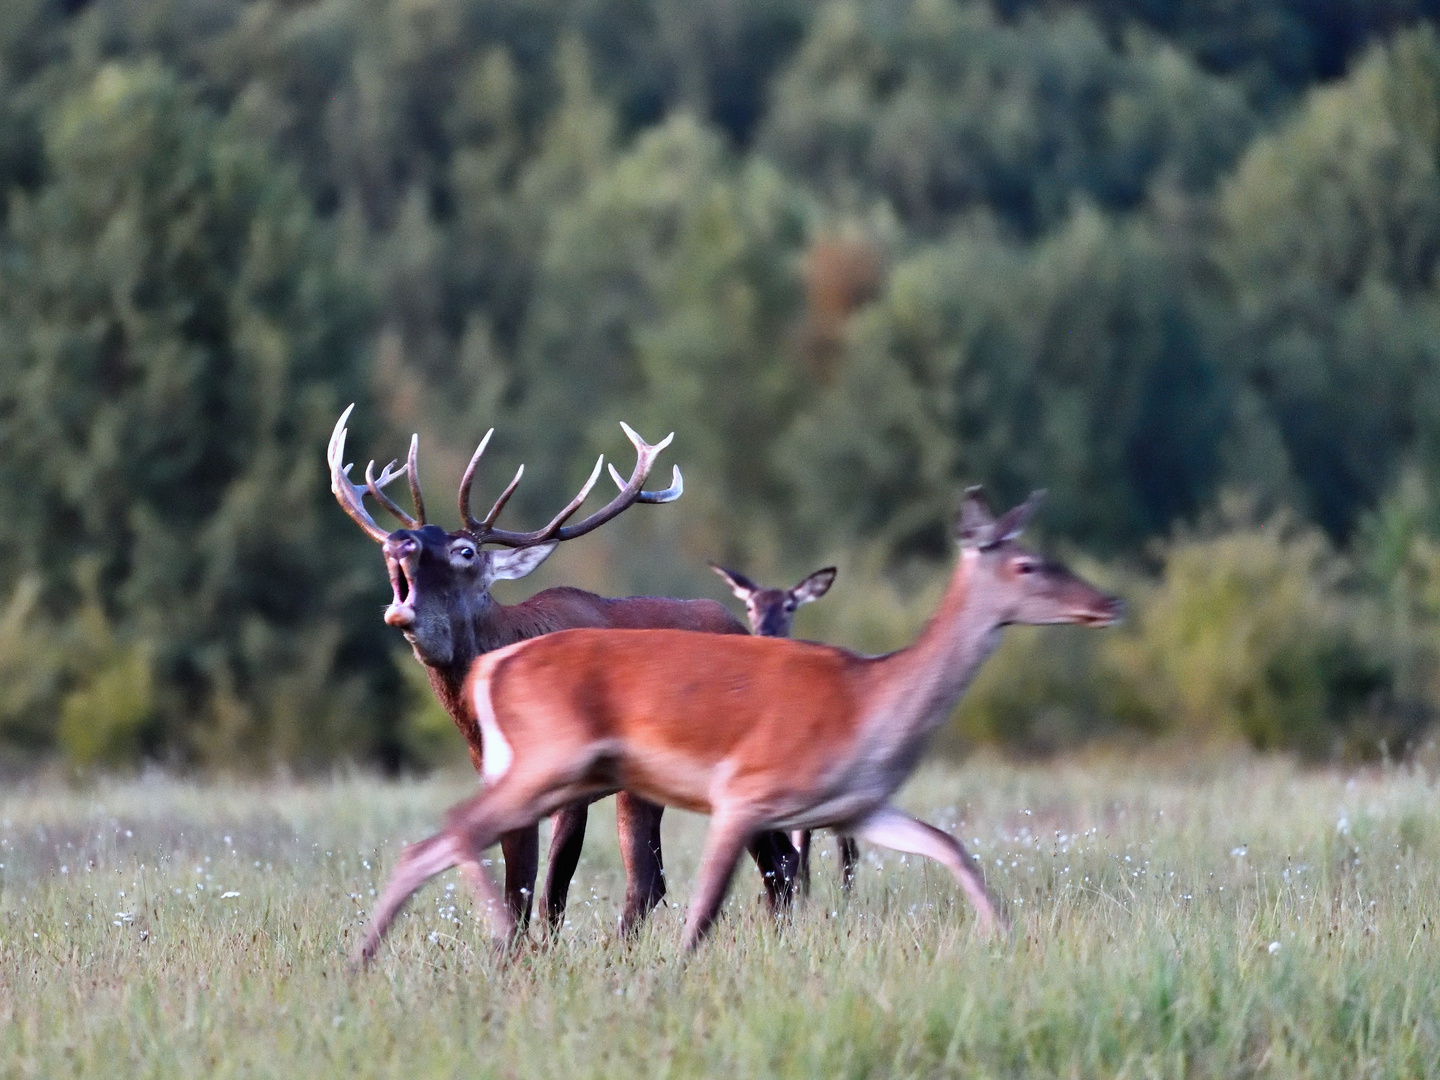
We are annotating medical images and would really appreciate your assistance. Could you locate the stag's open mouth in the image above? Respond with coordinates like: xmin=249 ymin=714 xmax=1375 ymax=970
xmin=384 ymin=554 xmax=417 ymax=629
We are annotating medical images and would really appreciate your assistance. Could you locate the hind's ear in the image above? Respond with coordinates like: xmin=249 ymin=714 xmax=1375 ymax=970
xmin=710 ymin=563 xmax=757 ymax=601
xmin=791 ymin=567 xmax=837 ymax=605
xmin=490 ymin=543 xmax=557 ymax=581
xmin=956 ymin=486 xmax=996 ymax=548
xmin=988 ymin=490 xmax=1046 ymax=546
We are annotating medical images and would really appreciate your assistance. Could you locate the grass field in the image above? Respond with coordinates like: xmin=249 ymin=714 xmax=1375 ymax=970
xmin=2 ymin=756 xmax=1437 ymax=1078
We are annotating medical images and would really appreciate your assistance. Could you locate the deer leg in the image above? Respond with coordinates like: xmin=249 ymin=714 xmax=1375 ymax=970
xmin=499 ymin=826 xmax=539 ymax=933
xmin=358 ymin=772 xmax=596 ymax=966
xmin=357 ymin=819 xmax=531 ymax=968
xmin=615 ymin=791 xmax=667 ymax=934
xmin=681 ymin=810 xmax=759 ymax=951
xmin=854 ymin=804 xmax=1007 ymax=935
xmin=747 ymin=830 xmax=799 ymax=912
xmin=539 ymin=800 xmax=590 ymax=933
xmin=791 ymin=829 xmax=812 ymax=898
xmin=355 ymin=833 xmax=453 ymax=966
xmin=837 ymin=834 xmax=860 ymax=896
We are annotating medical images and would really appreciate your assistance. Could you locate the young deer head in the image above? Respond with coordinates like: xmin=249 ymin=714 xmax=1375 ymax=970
xmin=355 ymin=486 xmax=1122 ymax=963
xmin=710 ymin=564 xmax=836 ymax=639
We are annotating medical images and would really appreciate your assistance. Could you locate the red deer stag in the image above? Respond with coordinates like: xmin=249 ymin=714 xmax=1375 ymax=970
xmin=328 ymin=406 xmax=797 ymax=937
xmin=710 ymin=563 xmax=861 ymax=897
xmin=354 ymin=488 xmax=1123 ymax=963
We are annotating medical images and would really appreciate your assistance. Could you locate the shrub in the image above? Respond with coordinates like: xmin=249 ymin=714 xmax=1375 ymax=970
xmin=1103 ymin=504 xmax=1389 ymax=758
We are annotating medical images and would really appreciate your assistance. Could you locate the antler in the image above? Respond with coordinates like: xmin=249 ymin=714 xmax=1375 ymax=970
xmin=459 ymin=422 xmax=683 ymax=548
xmin=328 ymin=405 xmax=427 ymax=542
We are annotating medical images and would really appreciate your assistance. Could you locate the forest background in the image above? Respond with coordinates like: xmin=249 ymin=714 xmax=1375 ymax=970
xmin=6 ymin=0 xmax=1440 ymax=772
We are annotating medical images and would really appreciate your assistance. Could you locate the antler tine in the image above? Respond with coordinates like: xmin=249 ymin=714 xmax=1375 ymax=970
xmin=480 ymin=463 xmax=525 ymax=530
xmin=521 ymin=455 xmax=606 ymax=539
xmin=405 ymin=434 xmax=426 ymax=526
xmin=608 ymin=462 xmax=683 ymax=503
xmin=458 ymin=428 xmax=494 ymax=533
xmin=327 ymin=405 xmax=390 ymax=544
xmin=365 ymin=457 xmax=420 ymax=529
xmin=480 ymin=422 xmax=677 ymax=548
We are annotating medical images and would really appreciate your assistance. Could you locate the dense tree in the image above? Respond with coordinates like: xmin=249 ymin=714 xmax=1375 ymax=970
xmin=781 ymin=206 xmax=1228 ymax=558
xmin=759 ymin=1 xmax=1256 ymax=236
xmin=1214 ymin=27 xmax=1440 ymax=537
xmin=0 ymin=60 xmax=382 ymax=766
xmin=4 ymin=0 xmax=1440 ymax=766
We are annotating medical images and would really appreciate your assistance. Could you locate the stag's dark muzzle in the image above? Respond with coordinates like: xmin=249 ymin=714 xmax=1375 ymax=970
xmin=382 ymin=534 xmax=419 ymax=629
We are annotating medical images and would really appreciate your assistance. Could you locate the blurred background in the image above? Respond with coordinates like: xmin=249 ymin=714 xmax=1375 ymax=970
xmin=4 ymin=0 xmax=1440 ymax=773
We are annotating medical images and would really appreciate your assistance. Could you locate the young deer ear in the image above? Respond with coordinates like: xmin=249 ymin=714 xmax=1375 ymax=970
xmin=988 ymin=490 xmax=1046 ymax=546
xmin=709 ymin=563 xmax=757 ymax=601
xmin=490 ymin=542 xmax=558 ymax=581
xmin=956 ymin=486 xmax=997 ymax=549
xmin=791 ymin=566 xmax=837 ymax=605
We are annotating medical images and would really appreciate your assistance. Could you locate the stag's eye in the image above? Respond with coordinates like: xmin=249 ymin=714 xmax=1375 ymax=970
xmin=455 ymin=545 xmax=476 ymax=560
xmin=783 ymin=601 xmax=797 ymax=612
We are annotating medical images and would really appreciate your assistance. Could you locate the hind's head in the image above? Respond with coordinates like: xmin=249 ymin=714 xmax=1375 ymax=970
xmin=956 ymin=488 xmax=1124 ymax=628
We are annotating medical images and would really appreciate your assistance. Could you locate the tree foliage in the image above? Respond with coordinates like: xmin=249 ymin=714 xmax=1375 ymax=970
xmin=4 ymin=1 xmax=1440 ymax=766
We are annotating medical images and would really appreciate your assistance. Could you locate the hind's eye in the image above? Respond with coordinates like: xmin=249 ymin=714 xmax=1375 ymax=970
xmin=1014 ymin=558 xmax=1038 ymax=575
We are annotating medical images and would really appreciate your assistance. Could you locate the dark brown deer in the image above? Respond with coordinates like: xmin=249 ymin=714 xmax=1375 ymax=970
xmin=355 ymin=488 xmax=1124 ymax=962
xmin=328 ymin=406 xmax=797 ymax=936
xmin=710 ymin=563 xmax=861 ymax=896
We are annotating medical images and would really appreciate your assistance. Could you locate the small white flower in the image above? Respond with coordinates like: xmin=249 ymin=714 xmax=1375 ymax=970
xmin=221 ymin=891 xmax=240 ymax=899
xmin=1268 ymin=941 xmax=1281 ymax=954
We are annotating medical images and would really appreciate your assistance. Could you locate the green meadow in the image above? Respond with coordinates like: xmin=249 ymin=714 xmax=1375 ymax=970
xmin=3 ymin=756 xmax=1436 ymax=1078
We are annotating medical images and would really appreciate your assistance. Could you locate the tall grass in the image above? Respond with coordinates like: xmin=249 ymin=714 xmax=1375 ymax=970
xmin=2 ymin=757 xmax=1437 ymax=1078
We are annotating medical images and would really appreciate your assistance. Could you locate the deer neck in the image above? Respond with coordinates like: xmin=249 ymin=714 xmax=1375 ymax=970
xmin=862 ymin=550 xmax=1006 ymax=753
xmin=423 ymin=663 xmax=473 ymax=725
xmin=417 ymin=592 xmax=567 ymax=728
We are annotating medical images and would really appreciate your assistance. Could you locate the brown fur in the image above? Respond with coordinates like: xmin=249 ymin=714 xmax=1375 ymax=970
xmin=483 ymin=632 xmax=863 ymax=810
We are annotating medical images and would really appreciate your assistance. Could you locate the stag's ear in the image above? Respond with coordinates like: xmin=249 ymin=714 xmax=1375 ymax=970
xmin=956 ymin=486 xmax=997 ymax=549
xmin=987 ymin=490 xmax=1045 ymax=546
xmin=710 ymin=563 xmax=757 ymax=601
xmin=490 ymin=542 xmax=558 ymax=581
xmin=791 ymin=566 xmax=837 ymax=605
